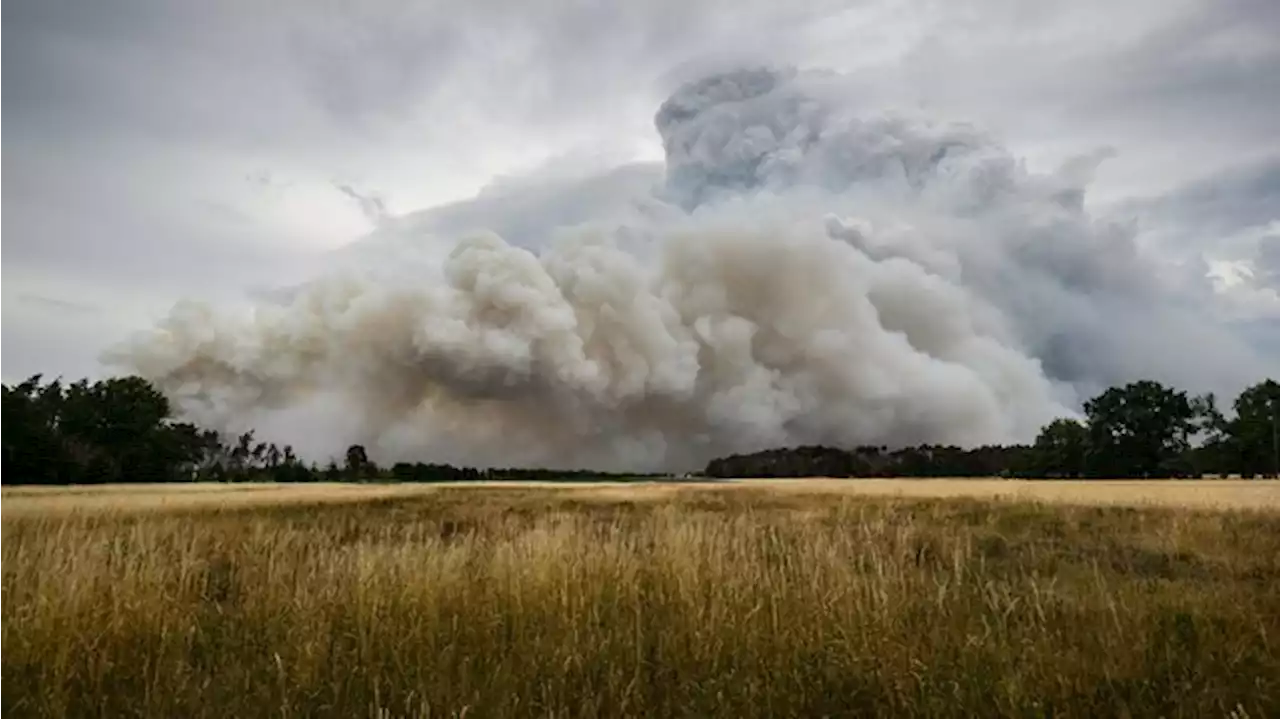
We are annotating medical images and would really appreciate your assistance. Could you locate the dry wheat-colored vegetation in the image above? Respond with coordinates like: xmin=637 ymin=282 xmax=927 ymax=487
xmin=714 ymin=478 xmax=1280 ymax=510
xmin=4 ymin=482 xmax=1279 ymax=718
xmin=4 ymin=477 xmax=1277 ymax=518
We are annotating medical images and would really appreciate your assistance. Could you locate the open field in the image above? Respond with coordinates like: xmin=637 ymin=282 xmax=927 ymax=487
xmin=715 ymin=478 xmax=1280 ymax=510
xmin=4 ymin=482 xmax=1279 ymax=717
xmin=3 ymin=477 xmax=1277 ymax=517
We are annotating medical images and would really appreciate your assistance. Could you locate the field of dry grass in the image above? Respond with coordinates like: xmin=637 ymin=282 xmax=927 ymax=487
xmin=3 ymin=477 xmax=1276 ymax=517
xmin=717 ymin=477 xmax=1280 ymax=510
xmin=4 ymin=481 xmax=1279 ymax=717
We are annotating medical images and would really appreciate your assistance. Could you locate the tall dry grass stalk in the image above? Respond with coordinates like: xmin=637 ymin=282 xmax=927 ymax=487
xmin=4 ymin=486 xmax=1278 ymax=717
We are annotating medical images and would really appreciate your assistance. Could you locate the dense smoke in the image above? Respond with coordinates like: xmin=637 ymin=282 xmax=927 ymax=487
xmin=106 ymin=68 xmax=1270 ymax=471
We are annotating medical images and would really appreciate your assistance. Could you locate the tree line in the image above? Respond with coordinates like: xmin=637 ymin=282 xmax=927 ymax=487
xmin=2 ymin=373 xmax=1277 ymax=485
xmin=0 ymin=374 xmax=661 ymax=485
xmin=706 ymin=379 xmax=1280 ymax=479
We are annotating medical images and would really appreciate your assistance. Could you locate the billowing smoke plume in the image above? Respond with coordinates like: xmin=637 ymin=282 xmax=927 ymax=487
xmin=106 ymin=68 xmax=1270 ymax=471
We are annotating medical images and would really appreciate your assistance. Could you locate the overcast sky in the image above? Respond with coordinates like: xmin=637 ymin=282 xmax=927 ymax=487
xmin=4 ymin=0 xmax=1278 ymax=384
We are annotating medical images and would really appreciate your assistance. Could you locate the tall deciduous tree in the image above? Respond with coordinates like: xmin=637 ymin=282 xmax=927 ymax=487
xmin=1184 ymin=392 xmax=1232 ymax=476
xmin=1233 ymin=379 xmax=1280 ymax=477
xmin=2 ymin=375 xmax=68 ymax=483
xmin=1032 ymin=418 xmax=1088 ymax=477
xmin=1084 ymin=380 xmax=1196 ymax=478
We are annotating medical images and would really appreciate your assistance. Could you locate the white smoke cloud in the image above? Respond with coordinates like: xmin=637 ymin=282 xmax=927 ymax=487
xmin=105 ymin=67 xmax=1270 ymax=471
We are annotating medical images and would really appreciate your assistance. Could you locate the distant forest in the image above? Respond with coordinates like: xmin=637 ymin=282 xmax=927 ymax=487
xmin=2 ymin=374 xmax=1277 ymax=485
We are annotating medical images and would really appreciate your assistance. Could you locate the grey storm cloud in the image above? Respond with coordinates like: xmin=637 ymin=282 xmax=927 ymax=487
xmin=1115 ymin=158 xmax=1280 ymax=324
xmin=109 ymin=68 xmax=1275 ymax=471
xmin=1122 ymin=160 xmax=1280 ymax=239
xmin=4 ymin=0 xmax=1278 ymax=465
xmin=8 ymin=0 xmax=1275 ymax=162
xmin=1255 ymin=239 xmax=1280 ymax=290
xmin=1 ymin=0 xmax=826 ymax=151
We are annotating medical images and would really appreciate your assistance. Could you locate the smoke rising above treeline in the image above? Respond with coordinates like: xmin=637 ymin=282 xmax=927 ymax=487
xmin=106 ymin=67 xmax=1274 ymax=472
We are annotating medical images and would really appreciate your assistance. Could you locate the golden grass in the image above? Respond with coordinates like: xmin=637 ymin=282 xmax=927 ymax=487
xmin=4 ymin=478 xmax=1276 ymax=517
xmin=715 ymin=478 xmax=1280 ymax=510
xmin=0 ymin=482 xmax=436 ymax=517
xmin=4 ymin=483 xmax=1279 ymax=717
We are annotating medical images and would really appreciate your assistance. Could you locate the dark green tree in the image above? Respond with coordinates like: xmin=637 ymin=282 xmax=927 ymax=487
xmin=4 ymin=373 xmax=325 ymax=485
xmin=230 ymin=431 xmax=256 ymax=478
xmin=37 ymin=376 xmax=173 ymax=482
xmin=1184 ymin=393 xmax=1232 ymax=476
xmin=1232 ymin=379 xmax=1280 ymax=478
xmin=3 ymin=374 xmax=194 ymax=484
xmin=1032 ymin=418 xmax=1088 ymax=477
xmin=2 ymin=375 xmax=70 ymax=483
xmin=345 ymin=444 xmax=370 ymax=480
xmin=323 ymin=460 xmax=344 ymax=482
xmin=1084 ymin=380 xmax=1196 ymax=478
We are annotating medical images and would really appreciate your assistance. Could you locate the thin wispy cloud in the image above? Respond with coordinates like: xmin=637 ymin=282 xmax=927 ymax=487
xmin=15 ymin=294 xmax=99 ymax=316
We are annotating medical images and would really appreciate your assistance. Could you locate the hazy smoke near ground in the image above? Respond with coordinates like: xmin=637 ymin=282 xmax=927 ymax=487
xmin=107 ymin=68 xmax=1271 ymax=471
